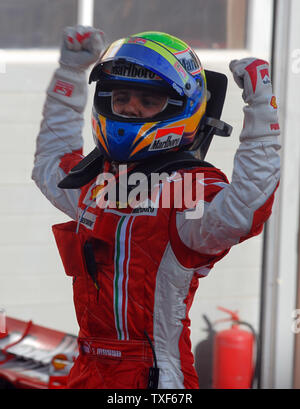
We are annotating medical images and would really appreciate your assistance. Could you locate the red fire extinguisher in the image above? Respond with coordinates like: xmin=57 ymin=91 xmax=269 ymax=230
xmin=212 ymin=306 xmax=257 ymax=389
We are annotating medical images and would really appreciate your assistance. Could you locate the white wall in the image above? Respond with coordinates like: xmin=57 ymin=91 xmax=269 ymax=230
xmin=0 ymin=55 xmax=78 ymax=334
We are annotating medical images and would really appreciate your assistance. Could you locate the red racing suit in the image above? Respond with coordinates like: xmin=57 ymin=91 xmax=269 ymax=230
xmin=32 ymin=61 xmax=280 ymax=389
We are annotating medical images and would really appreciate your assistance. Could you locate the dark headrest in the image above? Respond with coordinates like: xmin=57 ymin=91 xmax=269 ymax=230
xmin=205 ymin=70 xmax=228 ymax=121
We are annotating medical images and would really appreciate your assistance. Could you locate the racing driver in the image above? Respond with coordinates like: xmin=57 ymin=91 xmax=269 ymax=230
xmin=32 ymin=25 xmax=280 ymax=389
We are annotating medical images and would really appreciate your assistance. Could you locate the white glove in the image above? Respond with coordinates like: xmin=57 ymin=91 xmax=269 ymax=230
xmin=59 ymin=25 xmax=106 ymax=72
xmin=230 ymin=58 xmax=274 ymax=105
xmin=229 ymin=57 xmax=280 ymax=139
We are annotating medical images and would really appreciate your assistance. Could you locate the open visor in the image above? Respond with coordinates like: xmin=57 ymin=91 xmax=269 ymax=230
xmin=89 ymin=36 xmax=200 ymax=99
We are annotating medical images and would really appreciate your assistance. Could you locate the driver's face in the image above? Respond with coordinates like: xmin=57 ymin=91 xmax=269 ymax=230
xmin=112 ymin=88 xmax=168 ymax=118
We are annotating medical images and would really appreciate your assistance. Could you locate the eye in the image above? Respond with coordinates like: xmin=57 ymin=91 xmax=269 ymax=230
xmin=113 ymin=92 xmax=129 ymax=105
xmin=141 ymin=96 xmax=158 ymax=107
xmin=141 ymin=94 xmax=166 ymax=108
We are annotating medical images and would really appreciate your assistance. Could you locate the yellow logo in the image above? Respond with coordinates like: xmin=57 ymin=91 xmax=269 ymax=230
xmin=51 ymin=354 xmax=68 ymax=370
xmin=270 ymin=96 xmax=278 ymax=109
xmin=91 ymin=184 xmax=105 ymax=200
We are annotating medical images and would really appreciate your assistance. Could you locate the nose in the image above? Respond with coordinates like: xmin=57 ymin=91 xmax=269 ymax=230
xmin=122 ymin=95 xmax=143 ymax=117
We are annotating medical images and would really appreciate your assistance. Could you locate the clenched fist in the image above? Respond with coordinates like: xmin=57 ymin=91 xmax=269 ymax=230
xmin=59 ymin=25 xmax=106 ymax=72
xmin=229 ymin=58 xmax=280 ymax=138
xmin=230 ymin=58 xmax=274 ymax=106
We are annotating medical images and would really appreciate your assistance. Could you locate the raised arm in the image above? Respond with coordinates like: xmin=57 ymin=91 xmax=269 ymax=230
xmin=32 ymin=25 xmax=105 ymax=219
xmin=176 ymin=58 xmax=281 ymax=255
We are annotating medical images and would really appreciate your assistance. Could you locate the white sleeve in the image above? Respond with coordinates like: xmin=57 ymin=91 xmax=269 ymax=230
xmin=176 ymin=58 xmax=281 ymax=255
xmin=31 ymin=67 xmax=86 ymax=220
xmin=32 ymin=25 xmax=105 ymax=220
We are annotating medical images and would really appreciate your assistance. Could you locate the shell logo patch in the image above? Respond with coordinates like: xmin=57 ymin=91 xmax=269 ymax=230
xmin=270 ymin=95 xmax=278 ymax=109
xmin=149 ymin=126 xmax=185 ymax=151
xmin=91 ymin=184 xmax=105 ymax=200
xmin=51 ymin=354 xmax=68 ymax=370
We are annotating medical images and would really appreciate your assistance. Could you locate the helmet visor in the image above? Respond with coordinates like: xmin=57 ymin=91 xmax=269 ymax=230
xmin=111 ymin=88 xmax=168 ymax=119
xmin=95 ymin=82 xmax=185 ymax=122
xmin=92 ymin=36 xmax=200 ymax=98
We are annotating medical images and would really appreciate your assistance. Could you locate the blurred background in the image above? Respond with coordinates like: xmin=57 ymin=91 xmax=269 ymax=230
xmin=0 ymin=0 xmax=299 ymax=388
